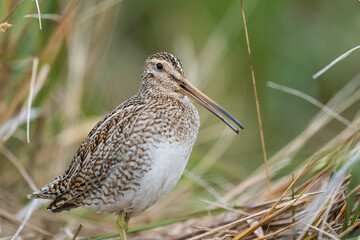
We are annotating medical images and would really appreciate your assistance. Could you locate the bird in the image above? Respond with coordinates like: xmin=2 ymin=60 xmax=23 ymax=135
xmin=28 ymin=52 xmax=244 ymax=240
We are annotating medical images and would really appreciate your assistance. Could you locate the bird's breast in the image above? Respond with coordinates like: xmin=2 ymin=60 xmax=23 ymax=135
xmin=127 ymin=141 xmax=192 ymax=216
xmin=125 ymin=98 xmax=200 ymax=216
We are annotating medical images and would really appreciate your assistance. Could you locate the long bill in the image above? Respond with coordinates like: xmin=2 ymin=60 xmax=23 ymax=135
xmin=178 ymin=78 xmax=244 ymax=134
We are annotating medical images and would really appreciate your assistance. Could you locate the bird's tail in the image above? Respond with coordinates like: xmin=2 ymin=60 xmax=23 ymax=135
xmin=28 ymin=174 xmax=68 ymax=199
xmin=47 ymin=193 xmax=77 ymax=212
xmin=28 ymin=189 xmax=61 ymax=199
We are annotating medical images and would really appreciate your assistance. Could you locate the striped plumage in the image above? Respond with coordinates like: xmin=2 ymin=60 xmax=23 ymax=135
xmin=30 ymin=53 xmax=200 ymax=216
xmin=29 ymin=52 xmax=242 ymax=238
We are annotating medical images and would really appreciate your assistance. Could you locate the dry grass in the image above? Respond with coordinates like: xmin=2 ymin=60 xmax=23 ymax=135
xmin=1 ymin=1 xmax=360 ymax=240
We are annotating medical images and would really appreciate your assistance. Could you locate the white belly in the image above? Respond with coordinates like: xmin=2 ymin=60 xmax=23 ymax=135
xmin=127 ymin=142 xmax=191 ymax=216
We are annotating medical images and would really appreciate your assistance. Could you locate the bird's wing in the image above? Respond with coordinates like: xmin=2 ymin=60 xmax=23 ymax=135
xmin=31 ymin=96 xmax=150 ymax=208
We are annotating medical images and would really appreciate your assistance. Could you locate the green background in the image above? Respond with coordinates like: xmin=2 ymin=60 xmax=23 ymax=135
xmin=1 ymin=0 xmax=360 ymax=233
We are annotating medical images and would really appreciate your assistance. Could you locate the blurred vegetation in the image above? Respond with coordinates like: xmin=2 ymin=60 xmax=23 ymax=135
xmin=1 ymin=0 xmax=360 ymax=239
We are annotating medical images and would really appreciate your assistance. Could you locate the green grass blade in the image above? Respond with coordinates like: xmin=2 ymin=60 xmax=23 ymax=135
xmin=85 ymin=207 xmax=228 ymax=240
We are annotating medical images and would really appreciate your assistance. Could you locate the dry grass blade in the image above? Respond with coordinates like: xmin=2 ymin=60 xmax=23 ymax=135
xmin=191 ymin=127 xmax=236 ymax=176
xmin=0 ymin=63 xmax=49 ymax=141
xmin=313 ymin=45 xmax=360 ymax=79
xmin=304 ymin=223 xmax=339 ymax=240
xmin=239 ymin=0 xmax=271 ymax=196
xmin=334 ymin=203 xmax=347 ymax=223
xmin=24 ymin=13 xmax=60 ymax=21
xmin=253 ymin=223 xmax=298 ymax=240
xmin=27 ymin=57 xmax=38 ymax=143
xmin=34 ymin=0 xmax=42 ymax=30
xmin=232 ymin=200 xmax=297 ymax=240
xmin=347 ymin=184 xmax=360 ymax=197
xmin=39 ymin=1 xmax=81 ymax=63
xmin=200 ymin=199 xmax=250 ymax=215
xmin=0 ymin=107 xmax=36 ymax=141
xmin=337 ymin=220 xmax=360 ymax=238
xmin=188 ymin=212 xmax=266 ymax=240
xmin=297 ymin=145 xmax=360 ymax=239
xmin=267 ymin=81 xmax=354 ymax=128
xmin=0 ymin=2 xmax=79 ymax=127
xmin=185 ymin=170 xmax=225 ymax=203
xmin=232 ymin=163 xmax=324 ymax=240
xmin=1 ymin=1 xmax=359 ymax=239
xmin=0 ymin=22 xmax=12 ymax=32
xmin=188 ymin=193 xmax=312 ymax=240
xmin=260 ymin=156 xmax=314 ymax=221
xmin=72 ymin=225 xmax=83 ymax=240
xmin=0 ymin=146 xmax=37 ymax=191
xmin=247 ymin=219 xmax=264 ymax=238
xmin=10 ymin=200 xmax=40 ymax=240
xmin=0 ymin=207 xmax=51 ymax=236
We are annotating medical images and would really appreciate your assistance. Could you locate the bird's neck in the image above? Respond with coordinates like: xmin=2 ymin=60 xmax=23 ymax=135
xmin=138 ymin=85 xmax=185 ymax=102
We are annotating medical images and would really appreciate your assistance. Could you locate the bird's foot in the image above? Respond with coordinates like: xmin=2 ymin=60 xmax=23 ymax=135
xmin=117 ymin=211 xmax=129 ymax=240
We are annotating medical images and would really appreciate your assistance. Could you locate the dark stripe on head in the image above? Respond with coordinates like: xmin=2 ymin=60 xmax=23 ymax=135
xmin=148 ymin=52 xmax=185 ymax=76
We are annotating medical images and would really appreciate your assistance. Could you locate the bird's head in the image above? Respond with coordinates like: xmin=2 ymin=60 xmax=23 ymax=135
xmin=140 ymin=52 xmax=244 ymax=133
xmin=141 ymin=52 xmax=185 ymax=97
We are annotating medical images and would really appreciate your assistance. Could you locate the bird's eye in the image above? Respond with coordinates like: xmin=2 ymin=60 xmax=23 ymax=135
xmin=156 ymin=63 xmax=163 ymax=70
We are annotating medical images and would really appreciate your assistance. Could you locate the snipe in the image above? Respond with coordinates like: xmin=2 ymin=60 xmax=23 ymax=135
xmin=29 ymin=52 xmax=244 ymax=239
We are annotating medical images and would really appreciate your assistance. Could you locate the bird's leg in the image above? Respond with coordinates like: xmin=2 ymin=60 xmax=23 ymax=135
xmin=117 ymin=211 xmax=129 ymax=240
